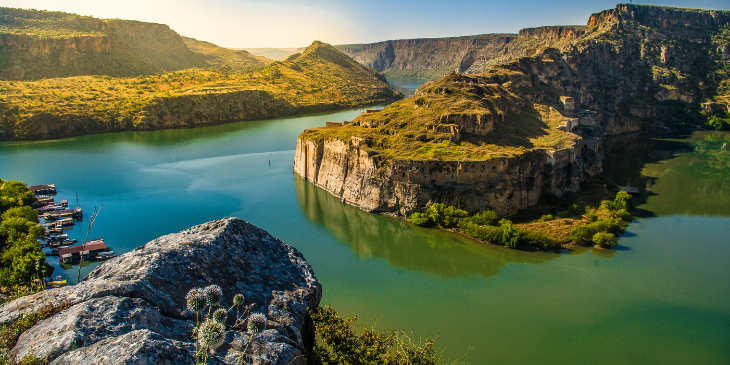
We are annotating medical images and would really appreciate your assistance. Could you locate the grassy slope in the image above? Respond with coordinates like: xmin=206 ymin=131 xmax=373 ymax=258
xmin=0 ymin=41 xmax=402 ymax=140
xmin=301 ymin=70 xmax=578 ymax=162
xmin=182 ymin=37 xmax=273 ymax=71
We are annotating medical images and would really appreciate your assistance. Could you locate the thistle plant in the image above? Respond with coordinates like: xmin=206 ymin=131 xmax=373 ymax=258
xmin=237 ymin=312 xmax=268 ymax=364
xmin=212 ymin=308 xmax=228 ymax=324
xmin=198 ymin=319 xmax=226 ymax=350
xmin=185 ymin=285 xmax=264 ymax=365
xmin=247 ymin=313 xmax=267 ymax=334
xmin=203 ymin=285 xmax=223 ymax=306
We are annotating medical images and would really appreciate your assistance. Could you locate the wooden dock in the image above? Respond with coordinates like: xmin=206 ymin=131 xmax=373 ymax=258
xmin=617 ymin=186 xmax=640 ymax=195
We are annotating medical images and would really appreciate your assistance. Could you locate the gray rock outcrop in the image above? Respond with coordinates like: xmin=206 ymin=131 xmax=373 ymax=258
xmin=0 ymin=217 xmax=322 ymax=365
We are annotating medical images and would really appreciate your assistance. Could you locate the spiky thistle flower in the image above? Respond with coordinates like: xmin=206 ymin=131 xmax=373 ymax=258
xmin=203 ymin=285 xmax=223 ymax=306
xmin=233 ymin=293 xmax=244 ymax=306
xmin=197 ymin=319 xmax=226 ymax=350
xmin=212 ymin=308 xmax=228 ymax=324
xmin=247 ymin=312 xmax=267 ymax=334
xmin=186 ymin=288 xmax=207 ymax=313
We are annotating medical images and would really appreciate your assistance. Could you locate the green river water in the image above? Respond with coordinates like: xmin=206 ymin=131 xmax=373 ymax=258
xmin=0 ymin=79 xmax=728 ymax=364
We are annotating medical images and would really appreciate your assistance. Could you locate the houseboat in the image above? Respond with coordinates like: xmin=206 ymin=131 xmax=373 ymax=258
xmin=58 ymin=239 xmax=109 ymax=263
xmin=28 ymin=184 xmax=57 ymax=195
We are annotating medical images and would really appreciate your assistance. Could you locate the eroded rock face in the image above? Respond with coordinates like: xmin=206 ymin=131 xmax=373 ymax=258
xmin=294 ymin=136 xmax=591 ymax=217
xmin=0 ymin=218 xmax=321 ymax=365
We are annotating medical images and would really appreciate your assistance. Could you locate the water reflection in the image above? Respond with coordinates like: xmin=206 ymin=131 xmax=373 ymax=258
xmin=294 ymin=175 xmax=556 ymax=278
xmin=604 ymin=131 xmax=730 ymax=217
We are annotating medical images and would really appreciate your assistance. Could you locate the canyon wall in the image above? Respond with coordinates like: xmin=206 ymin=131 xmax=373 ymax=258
xmin=1 ymin=8 xmax=208 ymax=80
xmin=299 ymin=4 xmax=729 ymax=217
xmin=294 ymin=134 xmax=593 ymax=217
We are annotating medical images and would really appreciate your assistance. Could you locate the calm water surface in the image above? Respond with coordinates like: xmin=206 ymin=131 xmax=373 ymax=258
xmin=1 ymin=79 xmax=728 ymax=364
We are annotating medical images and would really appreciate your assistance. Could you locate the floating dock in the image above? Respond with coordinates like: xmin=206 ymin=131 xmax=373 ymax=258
xmin=58 ymin=239 xmax=108 ymax=263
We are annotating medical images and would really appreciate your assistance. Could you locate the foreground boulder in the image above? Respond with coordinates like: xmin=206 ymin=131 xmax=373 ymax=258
xmin=0 ymin=218 xmax=322 ymax=364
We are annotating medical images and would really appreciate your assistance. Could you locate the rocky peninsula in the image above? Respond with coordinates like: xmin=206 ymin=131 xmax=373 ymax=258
xmin=296 ymin=4 xmax=730 ymax=218
xmin=0 ymin=218 xmax=321 ymax=365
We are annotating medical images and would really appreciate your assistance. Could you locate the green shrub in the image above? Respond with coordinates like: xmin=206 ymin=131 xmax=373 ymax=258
xmin=601 ymin=200 xmax=617 ymax=211
xmin=457 ymin=210 xmax=499 ymax=228
xmin=614 ymin=190 xmax=633 ymax=211
xmin=310 ymin=306 xmax=453 ymax=365
xmin=408 ymin=212 xmax=431 ymax=226
xmin=425 ymin=203 xmax=468 ymax=228
xmin=615 ymin=208 xmax=631 ymax=221
xmin=569 ymin=218 xmax=625 ymax=243
xmin=538 ymin=214 xmax=554 ymax=222
xmin=593 ymin=232 xmax=618 ymax=248
xmin=585 ymin=212 xmax=598 ymax=222
xmin=442 ymin=206 xmax=468 ymax=227
xmin=458 ymin=221 xmax=503 ymax=243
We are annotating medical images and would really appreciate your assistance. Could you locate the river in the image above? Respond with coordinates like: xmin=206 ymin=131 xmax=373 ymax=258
xmin=1 ymin=78 xmax=728 ymax=364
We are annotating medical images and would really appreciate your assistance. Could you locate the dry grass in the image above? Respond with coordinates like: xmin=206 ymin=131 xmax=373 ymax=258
xmin=302 ymin=71 xmax=578 ymax=162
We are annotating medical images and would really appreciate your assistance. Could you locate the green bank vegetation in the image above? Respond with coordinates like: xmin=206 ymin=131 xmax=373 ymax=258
xmin=311 ymin=306 xmax=465 ymax=365
xmin=0 ymin=179 xmax=52 ymax=300
xmin=409 ymin=190 xmax=633 ymax=250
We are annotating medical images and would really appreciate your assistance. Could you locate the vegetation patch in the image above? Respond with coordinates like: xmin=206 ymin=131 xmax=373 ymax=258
xmin=0 ymin=179 xmax=52 ymax=299
xmin=311 ymin=305 xmax=464 ymax=365
xmin=409 ymin=190 xmax=633 ymax=251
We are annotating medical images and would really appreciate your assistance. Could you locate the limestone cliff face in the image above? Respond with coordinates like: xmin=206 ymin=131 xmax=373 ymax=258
xmin=518 ymin=26 xmax=587 ymax=40
xmin=0 ymin=218 xmax=321 ymax=365
xmin=498 ymin=4 xmax=730 ymax=134
xmin=298 ymin=5 xmax=728 ymax=217
xmin=337 ymin=35 xmax=519 ymax=79
xmin=336 ymin=26 xmax=591 ymax=79
xmin=0 ymin=8 xmax=208 ymax=80
xmin=294 ymin=135 xmax=588 ymax=216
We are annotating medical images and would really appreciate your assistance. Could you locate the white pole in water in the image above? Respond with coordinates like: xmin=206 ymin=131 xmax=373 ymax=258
xmin=78 ymin=205 xmax=102 ymax=283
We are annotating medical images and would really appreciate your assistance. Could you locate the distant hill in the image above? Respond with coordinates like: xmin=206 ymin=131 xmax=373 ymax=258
xmin=241 ymin=48 xmax=304 ymax=61
xmin=0 ymin=40 xmax=401 ymax=140
xmin=182 ymin=37 xmax=272 ymax=71
xmin=336 ymin=26 xmax=587 ymax=80
xmin=0 ymin=7 xmax=271 ymax=80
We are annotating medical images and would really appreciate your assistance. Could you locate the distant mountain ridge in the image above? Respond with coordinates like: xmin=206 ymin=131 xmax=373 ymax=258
xmin=0 ymin=7 xmax=271 ymax=80
xmin=335 ymin=26 xmax=591 ymax=80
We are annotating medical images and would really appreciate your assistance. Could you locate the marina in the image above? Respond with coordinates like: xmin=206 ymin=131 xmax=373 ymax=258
xmin=25 ymin=184 xmax=114 ymax=276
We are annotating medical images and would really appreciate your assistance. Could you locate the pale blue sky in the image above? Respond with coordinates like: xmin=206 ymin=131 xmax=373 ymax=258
xmin=5 ymin=0 xmax=730 ymax=48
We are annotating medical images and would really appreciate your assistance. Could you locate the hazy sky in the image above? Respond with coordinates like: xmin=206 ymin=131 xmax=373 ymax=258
xmin=6 ymin=0 xmax=730 ymax=48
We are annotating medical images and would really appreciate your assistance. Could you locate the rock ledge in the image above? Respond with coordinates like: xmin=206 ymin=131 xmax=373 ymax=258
xmin=0 ymin=217 xmax=321 ymax=365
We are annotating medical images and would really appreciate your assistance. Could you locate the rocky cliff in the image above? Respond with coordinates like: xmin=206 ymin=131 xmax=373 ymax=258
xmin=335 ymin=26 xmax=590 ymax=80
xmin=294 ymin=72 xmax=600 ymax=217
xmin=299 ymin=4 xmax=729 ymax=217
xmin=0 ymin=218 xmax=321 ymax=365
xmin=0 ymin=7 xmax=270 ymax=80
